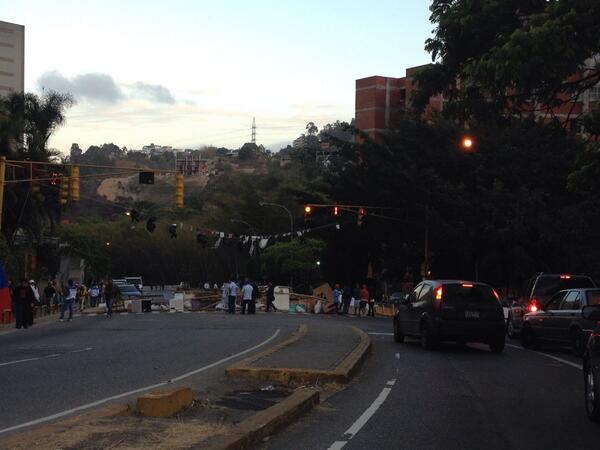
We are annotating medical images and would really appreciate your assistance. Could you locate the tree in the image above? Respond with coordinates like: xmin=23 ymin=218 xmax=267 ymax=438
xmin=413 ymin=0 xmax=600 ymax=125
xmin=306 ymin=122 xmax=318 ymax=136
xmin=239 ymin=142 xmax=259 ymax=160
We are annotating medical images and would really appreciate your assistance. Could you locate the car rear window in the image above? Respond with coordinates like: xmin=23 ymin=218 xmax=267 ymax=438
xmin=443 ymin=284 xmax=498 ymax=305
xmin=587 ymin=290 xmax=600 ymax=306
xmin=533 ymin=276 xmax=595 ymax=303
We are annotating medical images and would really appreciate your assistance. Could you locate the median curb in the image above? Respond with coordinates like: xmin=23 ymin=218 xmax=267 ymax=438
xmin=204 ymin=388 xmax=319 ymax=450
xmin=226 ymin=325 xmax=371 ymax=385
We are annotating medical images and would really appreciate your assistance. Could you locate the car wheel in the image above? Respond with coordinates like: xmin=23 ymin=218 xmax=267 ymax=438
xmin=393 ymin=319 xmax=404 ymax=343
xmin=506 ymin=314 xmax=517 ymax=339
xmin=489 ymin=337 xmax=505 ymax=353
xmin=585 ymin=363 xmax=600 ymax=423
xmin=571 ymin=329 xmax=585 ymax=357
xmin=420 ymin=322 xmax=437 ymax=350
xmin=520 ymin=325 xmax=537 ymax=349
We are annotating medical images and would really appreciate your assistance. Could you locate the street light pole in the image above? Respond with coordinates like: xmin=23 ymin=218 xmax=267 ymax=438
xmin=258 ymin=201 xmax=294 ymax=236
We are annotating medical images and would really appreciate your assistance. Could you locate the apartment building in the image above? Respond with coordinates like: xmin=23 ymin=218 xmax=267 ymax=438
xmin=0 ymin=20 xmax=24 ymax=95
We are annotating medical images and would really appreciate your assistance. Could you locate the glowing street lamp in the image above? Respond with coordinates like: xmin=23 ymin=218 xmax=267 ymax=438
xmin=460 ymin=136 xmax=474 ymax=151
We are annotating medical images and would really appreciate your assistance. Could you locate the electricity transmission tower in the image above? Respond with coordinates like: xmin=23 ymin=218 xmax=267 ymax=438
xmin=251 ymin=117 xmax=256 ymax=144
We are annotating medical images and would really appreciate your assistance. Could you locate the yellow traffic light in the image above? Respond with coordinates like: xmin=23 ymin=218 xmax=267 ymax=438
xmin=59 ymin=176 xmax=69 ymax=206
xmin=70 ymin=166 xmax=80 ymax=202
xmin=175 ymin=172 xmax=184 ymax=208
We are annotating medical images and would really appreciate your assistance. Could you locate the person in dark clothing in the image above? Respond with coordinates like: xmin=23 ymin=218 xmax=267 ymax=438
xmin=250 ymin=282 xmax=259 ymax=314
xmin=14 ymin=279 xmax=35 ymax=329
xmin=43 ymin=282 xmax=56 ymax=312
xmin=104 ymin=279 xmax=115 ymax=317
xmin=342 ymin=284 xmax=352 ymax=314
xmin=266 ymin=282 xmax=277 ymax=312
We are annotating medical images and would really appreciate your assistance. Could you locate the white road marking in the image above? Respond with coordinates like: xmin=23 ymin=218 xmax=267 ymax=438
xmin=327 ymin=441 xmax=348 ymax=450
xmin=0 ymin=328 xmax=281 ymax=435
xmin=343 ymin=381 xmax=396 ymax=439
xmin=506 ymin=343 xmax=583 ymax=370
xmin=367 ymin=332 xmax=394 ymax=336
xmin=0 ymin=357 xmax=40 ymax=367
xmin=386 ymin=379 xmax=396 ymax=386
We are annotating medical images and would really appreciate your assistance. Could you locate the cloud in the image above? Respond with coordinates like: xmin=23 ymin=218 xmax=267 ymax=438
xmin=38 ymin=71 xmax=124 ymax=103
xmin=130 ymin=82 xmax=176 ymax=104
xmin=37 ymin=71 xmax=178 ymax=105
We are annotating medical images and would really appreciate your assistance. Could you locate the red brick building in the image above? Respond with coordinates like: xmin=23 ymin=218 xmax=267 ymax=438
xmin=356 ymin=60 xmax=600 ymax=142
xmin=355 ymin=65 xmax=444 ymax=143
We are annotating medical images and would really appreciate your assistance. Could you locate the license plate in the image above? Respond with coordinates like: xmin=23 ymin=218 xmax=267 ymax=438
xmin=465 ymin=311 xmax=479 ymax=319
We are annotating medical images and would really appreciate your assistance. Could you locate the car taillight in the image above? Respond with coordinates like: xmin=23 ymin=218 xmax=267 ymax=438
xmin=434 ymin=286 xmax=443 ymax=310
xmin=492 ymin=289 xmax=500 ymax=302
xmin=560 ymin=274 xmax=571 ymax=279
xmin=529 ymin=305 xmax=538 ymax=312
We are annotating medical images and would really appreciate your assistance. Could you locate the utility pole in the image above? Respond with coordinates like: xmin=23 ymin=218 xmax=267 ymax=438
xmin=0 ymin=156 xmax=5 ymax=232
xmin=251 ymin=117 xmax=256 ymax=144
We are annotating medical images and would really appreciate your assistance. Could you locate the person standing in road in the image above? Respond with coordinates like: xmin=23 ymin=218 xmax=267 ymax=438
xmin=60 ymin=279 xmax=77 ymax=322
xmin=89 ymin=282 xmax=100 ymax=308
xmin=342 ymin=284 xmax=352 ymax=314
xmin=352 ymin=283 xmax=361 ymax=316
xmin=266 ymin=282 xmax=277 ymax=312
xmin=43 ymin=281 xmax=56 ymax=313
xmin=14 ymin=279 xmax=35 ymax=329
xmin=368 ymin=289 xmax=376 ymax=317
xmin=28 ymin=280 xmax=40 ymax=326
xmin=359 ymin=284 xmax=369 ymax=317
xmin=221 ymin=281 xmax=230 ymax=311
xmin=228 ymin=277 xmax=238 ymax=314
xmin=250 ymin=281 xmax=259 ymax=314
xmin=104 ymin=279 xmax=115 ymax=317
xmin=241 ymin=279 xmax=253 ymax=315
xmin=332 ymin=284 xmax=342 ymax=314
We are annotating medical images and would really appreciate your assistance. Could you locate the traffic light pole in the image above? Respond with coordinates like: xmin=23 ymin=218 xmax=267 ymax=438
xmin=0 ymin=156 xmax=5 ymax=232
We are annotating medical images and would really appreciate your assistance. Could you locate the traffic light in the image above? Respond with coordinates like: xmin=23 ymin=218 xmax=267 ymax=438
xmin=50 ymin=172 xmax=61 ymax=186
xmin=175 ymin=172 xmax=184 ymax=208
xmin=139 ymin=171 xmax=155 ymax=185
xmin=460 ymin=135 xmax=475 ymax=152
xmin=128 ymin=209 xmax=140 ymax=223
xmin=146 ymin=217 xmax=157 ymax=233
xmin=59 ymin=176 xmax=69 ymax=206
xmin=169 ymin=223 xmax=177 ymax=238
xmin=357 ymin=207 xmax=366 ymax=226
xmin=70 ymin=166 xmax=80 ymax=202
xmin=333 ymin=206 xmax=339 ymax=217
xmin=304 ymin=205 xmax=312 ymax=227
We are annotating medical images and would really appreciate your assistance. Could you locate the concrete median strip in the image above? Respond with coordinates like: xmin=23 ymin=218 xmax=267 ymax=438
xmin=226 ymin=325 xmax=371 ymax=385
xmin=204 ymin=388 xmax=320 ymax=450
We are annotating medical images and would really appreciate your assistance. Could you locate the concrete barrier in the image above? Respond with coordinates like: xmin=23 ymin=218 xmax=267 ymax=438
xmin=136 ymin=387 xmax=193 ymax=417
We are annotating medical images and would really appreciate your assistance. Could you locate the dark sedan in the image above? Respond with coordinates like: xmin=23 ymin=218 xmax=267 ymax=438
xmin=520 ymin=289 xmax=600 ymax=355
xmin=583 ymin=305 xmax=600 ymax=422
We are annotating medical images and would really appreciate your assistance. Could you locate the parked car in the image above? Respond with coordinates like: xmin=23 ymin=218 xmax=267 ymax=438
xmin=117 ymin=283 xmax=142 ymax=299
xmin=520 ymin=289 xmax=600 ymax=355
xmin=393 ymin=280 xmax=506 ymax=352
xmin=582 ymin=305 xmax=600 ymax=422
xmin=507 ymin=274 xmax=596 ymax=338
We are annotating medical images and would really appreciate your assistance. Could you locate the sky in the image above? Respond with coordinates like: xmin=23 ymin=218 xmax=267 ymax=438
xmin=3 ymin=0 xmax=433 ymax=153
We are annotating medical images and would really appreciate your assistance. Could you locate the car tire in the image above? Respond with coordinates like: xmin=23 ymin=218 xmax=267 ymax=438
xmin=393 ymin=319 xmax=404 ymax=343
xmin=420 ymin=322 xmax=437 ymax=350
xmin=489 ymin=337 xmax=505 ymax=353
xmin=520 ymin=325 xmax=537 ymax=349
xmin=585 ymin=362 xmax=600 ymax=423
xmin=506 ymin=314 xmax=517 ymax=339
xmin=571 ymin=328 xmax=585 ymax=357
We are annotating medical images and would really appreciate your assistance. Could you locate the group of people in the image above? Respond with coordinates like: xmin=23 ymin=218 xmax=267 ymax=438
xmin=221 ymin=278 xmax=277 ymax=314
xmin=7 ymin=277 xmax=120 ymax=329
xmin=332 ymin=283 xmax=376 ymax=317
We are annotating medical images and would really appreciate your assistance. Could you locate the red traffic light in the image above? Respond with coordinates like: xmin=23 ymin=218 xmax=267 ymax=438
xmin=333 ymin=206 xmax=339 ymax=216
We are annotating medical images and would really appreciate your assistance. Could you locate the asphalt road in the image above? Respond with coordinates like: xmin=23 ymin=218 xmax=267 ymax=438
xmin=0 ymin=312 xmax=297 ymax=434
xmin=262 ymin=316 xmax=598 ymax=450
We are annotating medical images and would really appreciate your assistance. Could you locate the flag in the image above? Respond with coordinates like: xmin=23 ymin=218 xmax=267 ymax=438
xmin=0 ymin=262 xmax=11 ymax=311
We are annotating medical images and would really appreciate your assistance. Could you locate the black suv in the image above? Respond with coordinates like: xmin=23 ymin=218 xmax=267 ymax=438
xmin=507 ymin=274 xmax=596 ymax=338
xmin=393 ymin=280 xmax=505 ymax=352
xmin=583 ymin=305 xmax=600 ymax=422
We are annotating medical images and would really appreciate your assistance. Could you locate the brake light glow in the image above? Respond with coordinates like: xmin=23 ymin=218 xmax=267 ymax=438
xmin=462 ymin=283 xmax=474 ymax=288
xmin=529 ymin=304 xmax=538 ymax=313
xmin=435 ymin=287 xmax=443 ymax=300
xmin=560 ymin=274 xmax=571 ymax=279
xmin=492 ymin=289 xmax=500 ymax=301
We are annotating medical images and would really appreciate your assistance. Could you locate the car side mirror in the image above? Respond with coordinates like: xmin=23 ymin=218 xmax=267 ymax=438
xmin=582 ymin=305 xmax=600 ymax=321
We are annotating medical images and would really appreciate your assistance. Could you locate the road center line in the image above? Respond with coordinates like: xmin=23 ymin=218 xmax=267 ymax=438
xmin=0 ymin=357 xmax=40 ymax=367
xmin=327 ymin=441 xmax=348 ymax=450
xmin=0 ymin=328 xmax=281 ymax=435
xmin=506 ymin=343 xmax=583 ymax=370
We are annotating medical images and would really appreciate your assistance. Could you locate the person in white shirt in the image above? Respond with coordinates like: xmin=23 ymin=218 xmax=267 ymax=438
xmin=221 ymin=282 xmax=230 ymax=310
xmin=228 ymin=278 xmax=239 ymax=314
xmin=241 ymin=280 xmax=254 ymax=315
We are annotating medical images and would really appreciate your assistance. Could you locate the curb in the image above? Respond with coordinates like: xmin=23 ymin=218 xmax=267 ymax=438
xmin=226 ymin=326 xmax=371 ymax=385
xmin=204 ymin=388 xmax=319 ymax=450
xmin=136 ymin=387 xmax=193 ymax=417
